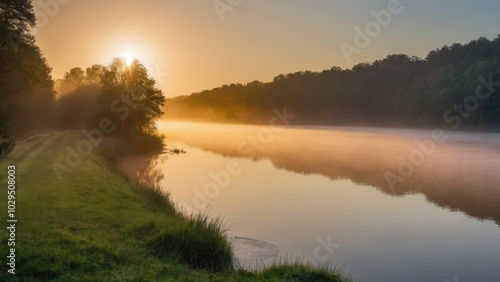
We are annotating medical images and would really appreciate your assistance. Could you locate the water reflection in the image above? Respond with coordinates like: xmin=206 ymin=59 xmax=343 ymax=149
xmin=118 ymin=152 xmax=282 ymax=267
xmin=118 ymin=122 xmax=500 ymax=281
xmin=118 ymin=153 xmax=166 ymax=188
xmin=156 ymin=121 xmax=500 ymax=226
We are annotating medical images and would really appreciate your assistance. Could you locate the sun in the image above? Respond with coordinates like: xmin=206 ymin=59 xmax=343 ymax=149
xmin=122 ymin=51 xmax=135 ymax=66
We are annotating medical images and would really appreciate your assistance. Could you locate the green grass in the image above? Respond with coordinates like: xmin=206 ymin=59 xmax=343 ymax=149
xmin=147 ymin=212 xmax=233 ymax=272
xmin=0 ymin=131 xmax=350 ymax=281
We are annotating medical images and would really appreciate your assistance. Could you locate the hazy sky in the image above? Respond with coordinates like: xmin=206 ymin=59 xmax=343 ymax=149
xmin=33 ymin=0 xmax=500 ymax=98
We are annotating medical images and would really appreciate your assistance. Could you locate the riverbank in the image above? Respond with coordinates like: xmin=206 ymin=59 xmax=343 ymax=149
xmin=0 ymin=131 xmax=348 ymax=281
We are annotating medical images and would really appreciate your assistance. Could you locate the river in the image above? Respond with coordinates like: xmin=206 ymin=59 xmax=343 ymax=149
xmin=119 ymin=121 xmax=500 ymax=282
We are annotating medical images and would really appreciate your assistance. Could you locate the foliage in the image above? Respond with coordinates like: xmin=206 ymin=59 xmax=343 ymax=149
xmin=53 ymin=83 xmax=101 ymax=129
xmin=95 ymin=58 xmax=166 ymax=134
xmin=53 ymin=65 xmax=105 ymax=129
xmin=0 ymin=0 xmax=54 ymax=135
xmin=54 ymin=58 xmax=166 ymax=152
xmin=165 ymin=36 xmax=500 ymax=131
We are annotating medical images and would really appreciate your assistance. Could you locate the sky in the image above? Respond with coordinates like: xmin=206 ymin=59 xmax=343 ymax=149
xmin=33 ymin=0 xmax=500 ymax=98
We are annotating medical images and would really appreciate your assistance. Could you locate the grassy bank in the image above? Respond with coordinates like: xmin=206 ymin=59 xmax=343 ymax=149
xmin=0 ymin=131 xmax=348 ymax=281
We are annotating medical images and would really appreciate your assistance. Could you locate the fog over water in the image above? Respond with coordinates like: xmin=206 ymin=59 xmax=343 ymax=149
xmin=119 ymin=121 xmax=500 ymax=282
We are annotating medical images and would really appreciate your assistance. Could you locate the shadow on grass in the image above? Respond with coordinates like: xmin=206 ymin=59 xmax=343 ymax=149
xmin=0 ymin=139 xmax=15 ymax=159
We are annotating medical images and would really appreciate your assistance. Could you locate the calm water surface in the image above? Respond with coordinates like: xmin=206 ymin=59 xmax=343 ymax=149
xmin=119 ymin=121 xmax=500 ymax=282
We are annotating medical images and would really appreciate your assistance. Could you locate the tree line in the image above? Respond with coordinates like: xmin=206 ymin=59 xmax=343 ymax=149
xmin=165 ymin=36 xmax=500 ymax=131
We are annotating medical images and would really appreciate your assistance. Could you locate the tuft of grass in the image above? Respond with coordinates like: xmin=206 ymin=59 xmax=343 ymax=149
xmin=147 ymin=211 xmax=234 ymax=272
xmin=119 ymin=169 xmax=236 ymax=273
xmin=258 ymin=264 xmax=345 ymax=282
xmin=245 ymin=255 xmax=353 ymax=282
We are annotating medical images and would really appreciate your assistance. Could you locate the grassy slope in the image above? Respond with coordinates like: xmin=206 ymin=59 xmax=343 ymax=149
xmin=0 ymin=131 xmax=346 ymax=281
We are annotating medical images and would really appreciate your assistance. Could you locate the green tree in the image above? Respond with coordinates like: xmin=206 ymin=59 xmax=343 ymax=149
xmin=85 ymin=64 xmax=105 ymax=84
xmin=54 ymin=66 xmax=102 ymax=129
xmin=0 ymin=0 xmax=36 ymax=50
xmin=0 ymin=0 xmax=54 ymax=136
xmin=63 ymin=67 xmax=85 ymax=86
xmin=84 ymin=58 xmax=165 ymax=153
xmin=95 ymin=58 xmax=165 ymax=134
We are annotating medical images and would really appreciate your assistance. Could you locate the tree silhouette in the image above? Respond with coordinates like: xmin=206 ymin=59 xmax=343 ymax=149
xmin=86 ymin=58 xmax=165 ymax=139
xmin=164 ymin=35 xmax=500 ymax=131
xmin=0 ymin=0 xmax=54 ymax=137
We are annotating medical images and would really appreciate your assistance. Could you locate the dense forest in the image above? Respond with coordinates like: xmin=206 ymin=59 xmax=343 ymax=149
xmin=165 ymin=36 xmax=500 ymax=131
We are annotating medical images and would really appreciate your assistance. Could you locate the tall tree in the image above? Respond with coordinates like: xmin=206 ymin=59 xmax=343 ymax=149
xmin=0 ymin=0 xmax=36 ymax=48
xmin=90 ymin=58 xmax=166 ymax=135
xmin=0 ymin=0 xmax=54 ymax=136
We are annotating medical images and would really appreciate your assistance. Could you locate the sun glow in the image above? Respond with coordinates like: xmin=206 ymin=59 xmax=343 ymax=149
xmin=122 ymin=51 xmax=135 ymax=66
